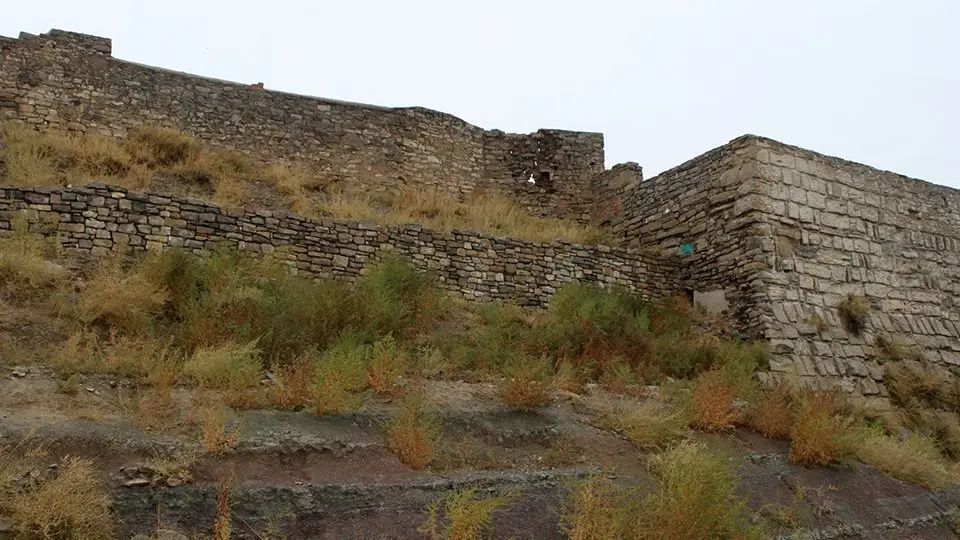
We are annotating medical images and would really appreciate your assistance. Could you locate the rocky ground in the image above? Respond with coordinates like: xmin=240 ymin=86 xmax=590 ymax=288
xmin=1 ymin=365 xmax=959 ymax=539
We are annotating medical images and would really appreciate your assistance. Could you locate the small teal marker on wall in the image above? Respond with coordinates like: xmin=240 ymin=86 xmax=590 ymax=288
xmin=680 ymin=243 xmax=695 ymax=256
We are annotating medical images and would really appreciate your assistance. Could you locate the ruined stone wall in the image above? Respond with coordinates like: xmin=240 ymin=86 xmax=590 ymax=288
xmin=0 ymin=184 xmax=679 ymax=307
xmin=753 ymin=137 xmax=960 ymax=399
xmin=607 ymin=137 xmax=772 ymax=337
xmin=0 ymin=29 xmax=606 ymax=221
xmin=481 ymin=130 xmax=605 ymax=222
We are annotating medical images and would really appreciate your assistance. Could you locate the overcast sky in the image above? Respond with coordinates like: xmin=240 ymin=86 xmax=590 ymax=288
xmin=3 ymin=1 xmax=958 ymax=185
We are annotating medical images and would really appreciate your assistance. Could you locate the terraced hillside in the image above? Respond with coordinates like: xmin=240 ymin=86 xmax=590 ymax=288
xmin=1 ymin=205 xmax=960 ymax=539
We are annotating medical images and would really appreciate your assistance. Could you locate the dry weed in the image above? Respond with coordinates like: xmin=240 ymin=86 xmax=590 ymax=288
xmin=560 ymin=471 xmax=622 ymax=540
xmin=183 ymin=340 xmax=263 ymax=390
xmin=3 ymin=455 xmax=115 ymax=539
xmin=837 ymin=294 xmax=871 ymax=334
xmin=76 ymin=255 xmax=168 ymax=333
xmin=268 ymin=359 xmax=316 ymax=410
xmin=419 ymin=487 xmax=516 ymax=540
xmin=200 ymin=407 xmax=242 ymax=457
xmin=857 ymin=427 xmax=958 ymax=490
xmin=631 ymin=441 xmax=762 ymax=539
xmin=601 ymin=400 xmax=688 ymax=451
xmin=789 ymin=390 xmax=855 ymax=466
xmin=366 ymin=335 xmax=409 ymax=396
xmin=385 ymin=393 xmax=442 ymax=470
xmin=214 ymin=478 xmax=233 ymax=540
xmin=748 ymin=380 xmax=794 ymax=439
xmin=0 ymin=212 xmax=67 ymax=296
xmin=690 ymin=369 xmax=736 ymax=432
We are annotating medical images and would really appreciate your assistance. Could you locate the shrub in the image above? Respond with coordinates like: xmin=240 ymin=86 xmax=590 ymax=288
xmin=690 ymin=369 xmax=736 ymax=432
xmin=789 ymin=390 xmax=856 ymax=466
xmin=4 ymin=455 xmax=115 ymax=539
xmin=538 ymin=284 xmax=651 ymax=379
xmin=885 ymin=360 xmax=960 ymax=414
xmin=183 ymin=340 xmax=263 ymax=390
xmin=419 ymin=488 xmax=515 ymax=540
xmin=268 ymin=358 xmax=316 ymax=410
xmin=1 ymin=123 xmax=146 ymax=189
xmin=200 ymin=407 xmax=242 ymax=457
xmin=857 ymin=426 xmax=958 ymax=490
xmin=501 ymin=354 xmax=552 ymax=411
xmin=214 ymin=479 xmax=233 ymax=540
xmin=560 ymin=472 xmax=622 ymax=540
xmin=76 ymin=255 xmax=169 ymax=334
xmin=601 ymin=401 xmax=688 ymax=451
xmin=366 ymin=335 xmax=409 ymax=395
xmin=124 ymin=126 xmax=197 ymax=167
xmin=0 ymin=212 xmax=67 ymax=296
xmin=631 ymin=441 xmax=762 ymax=540
xmin=837 ymin=294 xmax=871 ymax=334
xmin=748 ymin=380 xmax=794 ymax=439
xmin=354 ymin=257 xmax=444 ymax=338
xmin=385 ymin=393 xmax=442 ymax=470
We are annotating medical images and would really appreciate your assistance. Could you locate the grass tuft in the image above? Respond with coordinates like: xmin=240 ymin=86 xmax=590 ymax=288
xmin=857 ymin=426 xmax=958 ymax=490
xmin=385 ymin=392 xmax=442 ymax=470
xmin=601 ymin=400 xmax=688 ymax=451
xmin=1 ymin=453 xmax=115 ymax=540
xmin=788 ymin=390 xmax=856 ymax=466
xmin=183 ymin=340 xmax=263 ymax=390
xmin=837 ymin=294 xmax=871 ymax=335
xmin=419 ymin=488 xmax=516 ymax=540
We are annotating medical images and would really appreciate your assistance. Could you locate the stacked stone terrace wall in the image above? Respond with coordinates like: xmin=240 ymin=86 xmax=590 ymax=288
xmin=752 ymin=137 xmax=960 ymax=399
xmin=0 ymin=29 xmax=611 ymax=222
xmin=0 ymin=184 xmax=679 ymax=307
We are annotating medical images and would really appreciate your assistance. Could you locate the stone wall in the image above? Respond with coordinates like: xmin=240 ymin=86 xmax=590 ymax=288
xmin=0 ymin=184 xmax=679 ymax=307
xmin=753 ymin=137 xmax=960 ymax=398
xmin=0 ymin=29 xmax=613 ymax=222
xmin=606 ymin=137 xmax=772 ymax=338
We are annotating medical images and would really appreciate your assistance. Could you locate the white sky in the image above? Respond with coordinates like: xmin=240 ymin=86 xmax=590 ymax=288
xmin=3 ymin=1 xmax=958 ymax=185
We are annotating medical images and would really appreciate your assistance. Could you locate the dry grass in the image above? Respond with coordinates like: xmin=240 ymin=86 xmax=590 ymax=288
xmin=748 ymin=380 xmax=794 ymax=439
xmin=837 ymin=294 xmax=871 ymax=334
xmin=268 ymin=359 xmax=316 ymax=410
xmin=501 ymin=354 xmax=552 ymax=410
xmin=385 ymin=393 xmax=442 ymax=470
xmin=857 ymin=426 xmax=958 ymax=490
xmin=789 ymin=390 xmax=855 ymax=466
xmin=690 ymin=369 xmax=736 ymax=432
xmin=76 ymin=255 xmax=169 ymax=333
xmin=419 ymin=488 xmax=516 ymax=540
xmin=560 ymin=472 xmax=622 ymax=540
xmin=0 ymin=212 xmax=67 ymax=298
xmin=366 ymin=335 xmax=409 ymax=396
xmin=540 ymin=439 xmax=582 ymax=469
xmin=182 ymin=340 xmax=263 ymax=390
xmin=320 ymin=187 xmax=612 ymax=244
xmin=631 ymin=441 xmax=762 ymax=540
xmin=1 ymin=122 xmax=149 ymax=189
xmin=200 ymin=407 xmax=242 ymax=457
xmin=214 ymin=478 xmax=233 ymax=540
xmin=551 ymin=361 xmax=586 ymax=394
xmin=434 ymin=436 xmax=511 ymax=472
xmin=3 ymin=122 xmax=613 ymax=244
xmin=600 ymin=400 xmax=688 ymax=451
xmin=0 ymin=451 xmax=114 ymax=540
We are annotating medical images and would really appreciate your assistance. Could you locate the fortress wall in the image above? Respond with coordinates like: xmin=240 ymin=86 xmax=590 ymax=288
xmin=608 ymin=137 xmax=774 ymax=338
xmin=753 ymin=137 xmax=960 ymax=398
xmin=0 ymin=184 xmax=680 ymax=307
xmin=480 ymin=129 xmax=606 ymax=222
xmin=0 ymin=30 xmax=605 ymax=221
